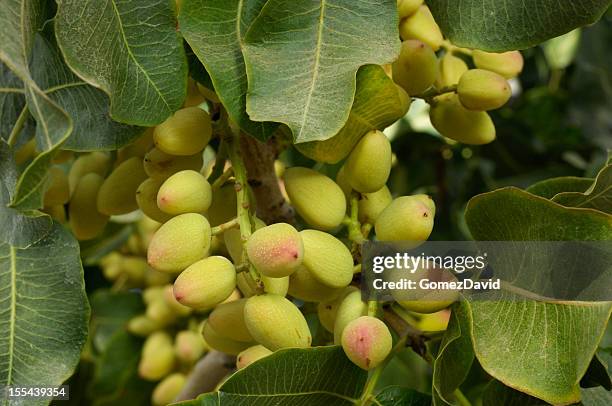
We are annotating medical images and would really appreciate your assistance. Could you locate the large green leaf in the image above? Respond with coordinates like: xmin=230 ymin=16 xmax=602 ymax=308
xmin=55 ymin=0 xmax=187 ymax=126
xmin=374 ymin=386 xmax=432 ymax=405
xmin=296 ymin=64 xmax=407 ymax=164
xmin=426 ymin=0 xmax=611 ymax=51
xmin=432 ymin=302 xmax=474 ymax=406
xmin=0 ymin=140 xmax=52 ymax=248
xmin=29 ymin=35 xmax=143 ymax=151
xmin=483 ymin=381 xmax=612 ymax=405
xmin=176 ymin=346 xmax=367 ymax=405
xmin=466 ymin=187 xmax=612 ymax=241
xmin=465 ymin=296 xmax=611 ymax=404
xmin=243 ymin=0 xmax=399 ymax=143
xmin=464 ymin=187 xmax=612 ymax=404
xmin=526 ymin=176 xmax=594 ymax=199
xmin=0 ymin=222 xmax=89 ymax=405
xmin=180 ymin=0 xmax=276 ymax=140
xmin=553 ymin=163 xmax=612 ymax=214
xmin=10 ymin=34 xmax=144 ymax=211
xmin=2 ymin=28 xmax=142 ymax=152
xmin=0 ymin=0 xmax=72 ymax=211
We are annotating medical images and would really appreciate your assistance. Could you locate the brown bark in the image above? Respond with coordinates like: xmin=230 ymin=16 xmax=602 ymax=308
xmin=174 ymin=351 xmax=236 ymax=401
xmin=239 ymin=134 xmax=294 ymax=224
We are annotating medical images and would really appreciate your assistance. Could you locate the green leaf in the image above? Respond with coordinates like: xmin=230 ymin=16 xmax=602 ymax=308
xmin=90 ymin=332 xmax=139 ymax=396
xmin=565 ymin=20 xmax=611 ymax=151
xmin=89 ymin=290 xmax=144 ymax=354
xmin=90 ymin=330 xmax=154 ymax=406
xmin=0 ymin=222 xmax=89 ymax=404
xmin=9 ymin=34 xmax=145 ymax=211
xmin=526 ymin=176 xmax=594 ymax=199
xmin=426 ymin=0 xmax=611 ymax=51
xmin=177 ymin=346 xmax=367 ymax=405
xmin=0 ymin=63 xmax=26 ymax=141
xmin=180 ymin=0 xmax=277 ymax=140
xmin=2 ymin=21 xmax=143 ymax=211
xmin=581 ymin=385 xmax=612 ymax=405
xmin=29 ymin=35 xmax=143 ymax=151
xmin=243 ymin=0 xmax=400 ymax=143
xmin=0 ymin=61 xmax=35 ymax=150
xmin=0 ymin=140 xmax=52 ymax=248
xmin=482 ymin=381 xmax=548 ymax=406
xmin=296 ymin=64 xmax=407 ymax=164
xmin=464 ymin=187 xmax=612 ymax=404
xmin=374 ymin=386 xmax=432 ymax=405
xmin=0 ymin=0 xmax=72 ymax=211
xmin=11 ymin=150 xmax=59 ymax=210
xmin=55 ymin=0 xmax=188 ymax=126
xmin=466 ymin=187 xmax=612 ymax=241
xmin=186 ymin=45 xmax=214 ymax=92
xmin=466 ymin=297 xmax=611 ymax=404
xmin=552 ymin=164 xmax=612 ymax=214
xmin=432 ymin=302 xmax=474 ymax=405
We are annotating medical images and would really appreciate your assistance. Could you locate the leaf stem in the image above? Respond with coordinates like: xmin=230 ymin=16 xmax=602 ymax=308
xmin=211 ymin=217 xmax=239 ymax=235
xmin=441 ymin=40 xmax=473 ymax=56
xmin=211 ymin=167 xmax=234 ymax=190
xmin=382 ymin=306 xmax=433 ymax=364
xmin=346 ymin=193 xmax=366 ymax=244
xmin=417 ymin=85 xmax=457 ymax=104
xmin=548 ymin=68 xmax=563 ymax=93
xmin=358 ymin=335 xmax=409 ymax=405
xmin=111 ymin=273 xmax=129 ymax=292
xmin=367 ymin=300 xmax=378 ymax=317
xmin=390 ymin=303 xmax=419 ymax=325
xmin=8 ymin=106 xmax=29 ymax=147
xmin=453 ymin=388 xmax=472 ymax=406
xmin=361 ymin=223 xmax=372 ymax=239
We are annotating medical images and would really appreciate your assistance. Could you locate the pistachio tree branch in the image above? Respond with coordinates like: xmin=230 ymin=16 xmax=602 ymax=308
xmin=239 ymin=133 xmax=294 ymax=225
xmin=382 ymin=305 xmax=433 ymax=363
xmin=174 ymin=351 xmax=236 ymax=402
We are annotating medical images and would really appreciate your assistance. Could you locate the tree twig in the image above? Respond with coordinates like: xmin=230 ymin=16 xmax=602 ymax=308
xmin=382 ymin=305 xmax=432 ymax=363
xmin=174 ymin=351 xmax=236 ymax=401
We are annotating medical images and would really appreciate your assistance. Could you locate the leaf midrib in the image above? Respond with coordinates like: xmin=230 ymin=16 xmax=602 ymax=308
xmin=298 ymin=0 xmax=326 ymax=140
xmin=574 ymin=185 xmax=611 ymax=208
xmin=554 ymin=184 xmax=611 ymax=208
xmin=221 ymin=389 xmax=357 ymax=402
xmin=5 ymin=246 xmax=17 ymax=389
xmin=108 ymin=0 xmax=171 ymax=110
xmin=0 ymin=88 xmax=24 ymax=94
